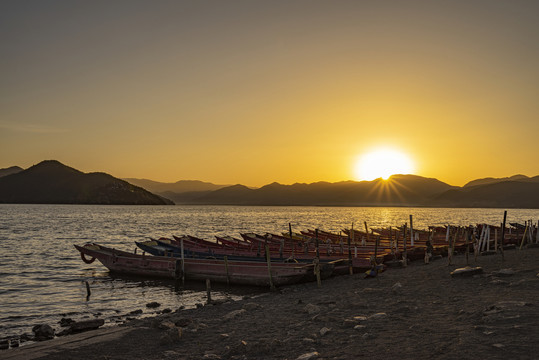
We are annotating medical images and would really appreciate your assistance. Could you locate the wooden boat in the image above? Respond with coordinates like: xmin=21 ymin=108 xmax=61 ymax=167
xmin=135 ymin=239 xmax=339 ymax=280
xmin=75 ymin=243 xmax=320 ymax=287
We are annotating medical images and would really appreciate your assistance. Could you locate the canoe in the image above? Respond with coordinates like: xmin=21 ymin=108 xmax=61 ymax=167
xmin=75 ymin=243 xmax=319 ymax=287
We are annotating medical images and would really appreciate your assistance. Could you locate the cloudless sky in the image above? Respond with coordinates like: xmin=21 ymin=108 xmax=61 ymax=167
xmin=2 ymin=0 xmax=538 ymax=186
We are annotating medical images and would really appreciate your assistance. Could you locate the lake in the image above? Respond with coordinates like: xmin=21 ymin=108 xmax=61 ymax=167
xmin=1 ymin=204 xmax=538 ymax=340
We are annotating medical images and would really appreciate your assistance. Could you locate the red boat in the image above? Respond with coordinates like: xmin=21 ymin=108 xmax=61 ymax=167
xmin=75 ymin=243 xmax=318 ymax=287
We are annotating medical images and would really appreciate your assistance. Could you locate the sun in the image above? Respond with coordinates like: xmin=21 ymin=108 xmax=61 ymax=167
xmin=354 ymin=148 xmax=415 ymax=181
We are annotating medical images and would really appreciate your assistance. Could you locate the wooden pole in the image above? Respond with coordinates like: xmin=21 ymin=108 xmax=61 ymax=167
xmin=409 ymin=215 xmax=414 ymax=247
xmin=465 ymin=228 xmax=469 ymax=265
xmin=364 ymin=222 xmax=369 ymax=245
xmin=289 ymin=223 xmax=295 ymax=258
xmin=85 ymin=281 xmax=91 ymax=300
xmin=315 ymin=229 xmax=320 ymax=259
xmin=494 ymin=228 xmax=498 ymax=253
xmin=347 ymin=231 xmax=353 ymax=275
xmin=180 ymin=235 xmax=185 ymax=285
xmin=374 ymin=235 xmax=380 ymax=265
xmin=500 ymin=211 xmax=507 ymax=260
xmin=206 ymin=279 xmax=212 ymax=304
xmin=519 ymin=223 xmax=529 ymax=250
xmin=224 ymin=255 xmax=230 ymax=287
xmin=402 ymin=223 xmax=407 ymax=267
xmin=265 ymin=245 xmax=275 ymax=291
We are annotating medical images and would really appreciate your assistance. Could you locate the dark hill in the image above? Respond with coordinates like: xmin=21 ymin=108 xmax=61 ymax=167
xmin=123 ymin=178 xmax=228 ymax=194
xmin=174 ymin=175 xmax=455 ymax=206
xmin=0 ymin=166 xmax=23 ymax=178
xmin=431 ymin=180 xmax=539 ymax=208
xmin=464 ymin=175 xmax=530 ymax=187
xmin=0 ymin=160 xmax=173 ymax=205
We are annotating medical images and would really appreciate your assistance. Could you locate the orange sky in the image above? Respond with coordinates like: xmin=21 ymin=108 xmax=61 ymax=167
xmin=1 ymin=1 xmax=538 ymax=187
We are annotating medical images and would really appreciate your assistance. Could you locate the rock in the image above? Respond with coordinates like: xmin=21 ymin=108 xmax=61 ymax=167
xmin=319 ymin=327 xmax=331 ymax=336
xmin=32 ymin=324 xmax=55 ymax=341
xmin=161 ymin=308 xmax=172 ymax=314
xmin=0 ymin=340 xmax=8 ymax=350
xmin=59 ymin=317 xmax=75 ymax=327
xmin=9 ymin=339 xmax=19 ymax=348
xmin=450 ymin=266 xmax=483 ymax=277
xmin=354 ymin=325 xmax=367 ymax=330
xmin=296 ymin=351 xmax=319 ymax=360
xmin=302 ymin=338 xmax=315 ymax=343
xmin=391 ymin=282 xmax=403 ymax=293
xmin=494 ymin=269 xmax=516 ymax=277
xmin=203 ymin=354 xmax=221 ymax=359
xmin=369 ymin=312 xmax=388 ymax=319
xmin=304 ymin=304 xmax=321 ymax=315
xmin=160 ymin=321 xmax=176 ymax=330
xmin=223 ymin=309 xmax=246 ymax=321
xmin=195 ymin=303 xmax=204 ymax=308
xmin=492 ymin=343 xmax=505 ymax=349
xmin=159 ymin=327 xmax=182 ymax=344
xmin=362 ymin=332 xmax=377 ymax=339
xmin=509 ymin=279 xmax=528 ymax=287
xmin=220 ymin=333 xmax=230 ymax=339
xmin=353 ymin=316 xmax=368 ymax=321
xmin=243 ymin=302 xmax=262 ymax=311
xmin=69 ymin=319 xmax=105 ymax=333
xmin=146 ymin=302 xmax=161 ymax=308
xmin=129 ymin=309 xmax=143 ymax=315
xmin=175 ymin=318 xmax=193 ymax=327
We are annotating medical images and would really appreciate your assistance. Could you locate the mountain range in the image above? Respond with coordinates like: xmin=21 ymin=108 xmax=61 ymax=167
xmin=0 ymin=161 xmax=172 ymax=205
xmin=1 ymin=161 xmax=538 ymax=208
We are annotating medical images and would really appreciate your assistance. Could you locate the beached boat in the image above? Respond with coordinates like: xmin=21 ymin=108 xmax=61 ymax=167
xmin=75 ymin=243 xmax=320 ymax=287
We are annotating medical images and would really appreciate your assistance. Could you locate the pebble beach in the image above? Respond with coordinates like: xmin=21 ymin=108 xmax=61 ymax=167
xmin=3 ymin=246 xmax=539 ymax=360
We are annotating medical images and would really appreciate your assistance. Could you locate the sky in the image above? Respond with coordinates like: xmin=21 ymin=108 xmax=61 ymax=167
xmin=1 ymin=0 xmax=538 ymax=187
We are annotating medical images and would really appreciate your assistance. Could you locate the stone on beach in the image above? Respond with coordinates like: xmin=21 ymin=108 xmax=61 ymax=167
xmin=223 ymin=309 xmax=246 ymax=321
xmin=304 ymin=304 xmax=321 ymax=315
xmin=297 ymin=351 xmax=319 ymax=360
xmin=32 ymin=324 xmax=54 ymax=341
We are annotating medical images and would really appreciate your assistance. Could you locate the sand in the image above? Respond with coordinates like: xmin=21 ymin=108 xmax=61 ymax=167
xmin=4 ymin=247 xmax=539 ymax=360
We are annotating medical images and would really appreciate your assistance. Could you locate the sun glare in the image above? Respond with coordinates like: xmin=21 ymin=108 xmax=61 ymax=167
xmin=355 ymin=148 xmax=415 ymax=181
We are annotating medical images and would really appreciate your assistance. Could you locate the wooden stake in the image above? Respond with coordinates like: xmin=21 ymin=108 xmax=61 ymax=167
xmin=224 ymin=255 xmax=230 ymax=287
xmin=314 ymin=257 xmax=321 ymax=288
xmin=206 ymin=279 xmax=212 ymax=304
xmin=402 ymin=223 xmax=407 ymax=267
xmin=465 ymin=228 xmax=469 ymax=265
xmin=519 ymin=223 xmax=529 ymax=250
xmin=494 ymin=228 xmax=498 ymax=253
xmin=85 ymin=281 xmax=91 ymax=300
xmin=500 ymin=211 xmax=507 ymax=260
xmin=315 ymin=229 xmax=320 ymax=258
xmin=364 ymin=222 xmax=369 ymax=245
xmin=409 ymin=215 xmax=414 ymax=247
xmin=265 ymin=245 xmax=275 ymax=291
xmin=289 ymin=223 xmax=295 ymax=258
xmin=347 ymin=232 xmax=353 ymax=275
xmin=180 ymin=235 xmax=185 ymax=285
xmin=374 ymin=236 xmax=380 ymax=264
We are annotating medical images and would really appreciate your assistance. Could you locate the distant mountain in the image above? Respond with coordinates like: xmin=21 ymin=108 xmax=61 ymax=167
xmin=0 ymin=166 xmax=23 ymax=178
xmin=464 ymin=175 xmax=531 ymax=187
xmin=123 ymin=178 xmax=228 ymax=194
xmin=172 ymin=175 xmax=456 ymax=206
xmin=432 ymin=180 xmax=539 ymax=208
xmin=0 ymin=160 xmax=173 ymax=205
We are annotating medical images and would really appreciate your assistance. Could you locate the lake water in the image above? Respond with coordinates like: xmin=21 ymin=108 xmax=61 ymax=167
xmin=1 ymin=204 xmax=538 ymax=341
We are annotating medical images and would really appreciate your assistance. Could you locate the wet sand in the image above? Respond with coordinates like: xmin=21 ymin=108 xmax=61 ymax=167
xmin=4 ymin=247 xmax=539 ymax=360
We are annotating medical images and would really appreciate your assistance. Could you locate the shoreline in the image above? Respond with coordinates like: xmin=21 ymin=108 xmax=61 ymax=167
xmin=3 ymin=247 xmax=539 ymax=360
